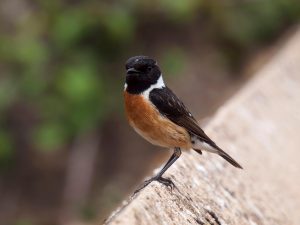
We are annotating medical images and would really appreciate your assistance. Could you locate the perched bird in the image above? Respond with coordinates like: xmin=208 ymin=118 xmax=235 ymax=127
xmin=124 ymin=56 xmax=242 ymax=192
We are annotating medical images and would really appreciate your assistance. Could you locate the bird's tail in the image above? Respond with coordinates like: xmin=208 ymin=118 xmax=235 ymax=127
xmin=194 ymin=147 xmax=243 ymax=169
xmin=216 ymin=146 xmax=243 ymax=169
xmin=192 ymin=137 xmax=243 ymax=169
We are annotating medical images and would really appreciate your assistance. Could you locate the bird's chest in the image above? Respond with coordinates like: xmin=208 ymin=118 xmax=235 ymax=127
xmin=124 ymin=91 xmax=191 ymax=148
xmin=124 ymin=92 xmax=160 ymax=135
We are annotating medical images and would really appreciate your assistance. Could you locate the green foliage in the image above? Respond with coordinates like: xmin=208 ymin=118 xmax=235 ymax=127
xmin=161 ymin=0 xmax=202 ymax=21
xmin=12 ymin=219 xmax=34 ymax=225
xmin=0 ymin=131 xmax=14 ymax=169
xmin=0 ymin=78 xmax=17 ymax=110
xmin=80 ymin=204 xmax=97 ymax=221
xmin=207 ymin=0 xmax=300 ymax=49
xmin=33 ymin=122 xmax=67 ymax=152
xmin=14 ymin=38 xmax=47 ymax=66
xmin=57 ymin=62 xmax=98 ymax=102
xmin=101 ymin=7 xmax=135 ymax=42
xmin=52 ymin=9 xmax=91 ymax=47
xmin=161 ymin=48 xmax=186 ymax=77
xmin=194 ymin=0 xmax=299 ymax=67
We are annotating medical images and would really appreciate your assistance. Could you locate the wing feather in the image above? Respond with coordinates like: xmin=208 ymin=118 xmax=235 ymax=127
xmin=149 ymin=87 xmax=242 ymax=169
xmin=149 ymin=87 xmax=217 ymax=147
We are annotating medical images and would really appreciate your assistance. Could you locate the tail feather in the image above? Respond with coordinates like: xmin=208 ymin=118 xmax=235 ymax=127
xmin=216 ymin=147 xmax=243 ymax=169
xmin=194 ymin=149 xmax=202 ymax=155
xmin=193 ymin=145 xmax=243 ymax=169
xmin=192 ymin=137 xmax=243 ymax=169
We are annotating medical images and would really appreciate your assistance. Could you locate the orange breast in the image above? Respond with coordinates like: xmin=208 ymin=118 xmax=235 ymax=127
xmin=124 ymin=91 xmax=191 ymax=149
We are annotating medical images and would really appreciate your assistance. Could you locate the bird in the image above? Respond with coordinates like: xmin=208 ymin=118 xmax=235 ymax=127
xmin=124 ymin=55 xmax=242 ymax=192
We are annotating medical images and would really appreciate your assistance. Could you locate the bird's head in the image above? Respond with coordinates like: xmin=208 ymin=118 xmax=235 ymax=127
xmin=125 ymin=56 xmax=162 ymax=94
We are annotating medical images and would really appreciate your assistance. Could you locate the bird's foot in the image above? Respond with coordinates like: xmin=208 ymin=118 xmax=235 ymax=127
xmin=133 ymin=176 xmax=175 ymax=195
xmin=155 ymin=176 xmax=175 ymax=190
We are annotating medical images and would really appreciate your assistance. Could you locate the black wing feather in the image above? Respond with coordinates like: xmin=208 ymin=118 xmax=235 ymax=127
xmin=149 ymin=87 xmax=217 ymax=147
xmin=149 ymin=87 xmax=243 ymax=169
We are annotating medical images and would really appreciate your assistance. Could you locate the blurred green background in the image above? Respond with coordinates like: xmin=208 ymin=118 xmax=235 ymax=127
xmin=0 ymin=0 xmax=299 ymax=224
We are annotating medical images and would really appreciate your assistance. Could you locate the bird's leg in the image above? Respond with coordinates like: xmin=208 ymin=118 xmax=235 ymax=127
xmin=154 ymin=147 xmax=181 ymax=181
xmin=134 ymin=147 xmax=181 ymax=194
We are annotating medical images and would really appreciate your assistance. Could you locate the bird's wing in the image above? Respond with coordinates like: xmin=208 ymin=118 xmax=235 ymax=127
xmin=149 ymin=87 xmax=217 ymax=147
xmin=149 ymin=87 xmax=243 ymax=169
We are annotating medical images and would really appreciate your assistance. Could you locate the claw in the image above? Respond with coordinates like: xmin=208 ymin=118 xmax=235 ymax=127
xmin=156 ymin=176 xmax=176 ymax=190
xmin=133 ymin=148 xmax=181 ymax=195
xmin=133 ymin=176 xmax=176 ymax=195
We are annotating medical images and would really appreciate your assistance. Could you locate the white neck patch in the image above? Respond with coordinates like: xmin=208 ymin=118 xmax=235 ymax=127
xmin=142 ymin=75 xmax=165 ymax=99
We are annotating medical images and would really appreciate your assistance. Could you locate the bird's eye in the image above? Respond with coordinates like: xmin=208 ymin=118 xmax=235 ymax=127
xmin=147 ymin=66 xmax=152 ymax=72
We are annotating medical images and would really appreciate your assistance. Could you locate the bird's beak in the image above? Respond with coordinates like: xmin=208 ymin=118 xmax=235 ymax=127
xmin=126 ymin=68 xmax=140 ymax=75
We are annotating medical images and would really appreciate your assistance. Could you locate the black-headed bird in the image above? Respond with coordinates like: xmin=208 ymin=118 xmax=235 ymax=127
xmin=124 ymin=56 xmax=242 ymax=192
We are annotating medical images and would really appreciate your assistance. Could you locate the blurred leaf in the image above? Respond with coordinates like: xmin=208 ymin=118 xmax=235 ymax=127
xmin=56 ymin=61 xmax=99 ymax=102
xmin=0 ymin=36 xmax=13 ymax=61
xmin=36 ymin=0 xmax=61 ymax=11
xmin=52 ymin=9 xmax=92 ymax=47
xmin=33 ymin=122 xmax=67 ymax=152
xmin=15 ymin=38 xmax=48 ymax=66
xmin=80 ymin=204 xmax=97 ymax=221
xmin=0 ymin=78 xmax=18 ymax=111
xmin=67 ymin=100 xmax=103 ymax=134
xmin=0 ymin=131 xmax=14 ymax=168
xmin=161 ymin=48 xmax=186 ymax=77
xmin=102 ymin=7 xmax=135 ymax=42
xmin=0 ymin=35 xmax=47 ymax=66
xmin=54 ymin=58 xmax=105 ymax=133
xmin=213 ymin=0 xmax=300 ymax=48
xmin=161 ymin=0 xmax=202 ymax=21
xmin=19 ymin=71 xmax=48 ymax=99
xmin=38 ymin=95 xmax=67 ymax=119
xmin=12 ymin=219 xmax=34 ymax=225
